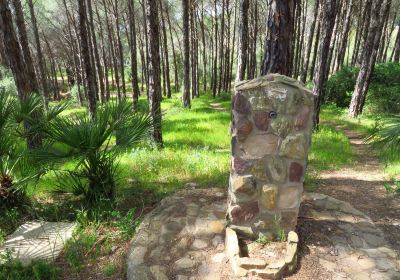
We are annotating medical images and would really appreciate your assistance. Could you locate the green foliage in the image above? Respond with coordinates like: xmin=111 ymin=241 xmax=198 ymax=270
xmin=0 ymin=67 xmax=17 ymax=96
xmin=326 ymin=62 xmax=400 ymax=113
xmin=111 ymin=208 xmax=140 ymax=240
xmin=64 ymin=229 xmax=98 ymax=272
xmin=367 ymin=116 xmax=400 ymax=160
xmin=255 ymin=233 xmax=270 ymax=245
xmin=0 ymin=251 xmax=60 ymax=280
xmin=326 ymin=66 xmax=358 ymax=107
xmin=383 ymin=180 xmax=400 ymax=193
xmin=102 ymin=263 xmax=117 ymax=276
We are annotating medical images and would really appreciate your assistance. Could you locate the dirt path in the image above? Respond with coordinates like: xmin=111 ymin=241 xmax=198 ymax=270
xmin=315 ymin=123 xmax=400 ymax=254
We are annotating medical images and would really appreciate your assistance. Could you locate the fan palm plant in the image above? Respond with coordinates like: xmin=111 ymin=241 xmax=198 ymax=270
xmin=37 ymin=100 xmax=153 ymax=205
xmin=367 ymin=116 xmax=400 ymax=158
xmin=0 ymin=91 xmax=57 ymax=209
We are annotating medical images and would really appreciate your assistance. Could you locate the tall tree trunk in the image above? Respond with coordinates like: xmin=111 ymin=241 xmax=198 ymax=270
xmin=349 ymin=0 xmax=391 ymax=117
xmin=212 ymin=0 xmax=218 ymax=97
xmin=127 ymin=0 xmax=140 ymax=107
xmin=95 ymin=2 xmax=109 ymax=101
xmin=0 ymin=0 xmax=42 ymax=148
xmin=236 ymin=0 xmax=250 ymax=82
xmin=159 ymin=0 xmax=171 ymax=98
xmin=145 ymin=0 xmax=163 ymax=146
xmin=260 ymin=0 xmax=295 ymax=76
xmin=393 ymin=26 xmax=400 ymax=62
xmin=27 ymin=0 xmax=49 ymax=103
xmin=182 ymin=0 xmax=191 ymax=107
xmin=114 ymin=0 xmax=126 ymax=98
xmin=165 ymin=4 xmax=179 ymax=93
xmin=301 ymin=0 xmax=319 ymax=83
xmin=87 ymin=0 xmax=105 ymax=103
xmin=335 ymin=0 xmax=353 ymax=71
xmin=312 ymin=0 xmax=337 ymax=126
xmin=79 ymin=0 xmax=97 ymax=117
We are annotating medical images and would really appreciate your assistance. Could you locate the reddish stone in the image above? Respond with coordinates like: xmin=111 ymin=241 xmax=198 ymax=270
xmin=295 ymin=106 xmax=311 ymax=130
xmin=232 ymin=157 xmax=253 ymax=174
xmin=234 ymin=93 xmax=251 ymax=114
xmin=230 ymin=201 xmax=259 ymax=224
xmin=289 ymin=162 xmax=303 ymax=182
xmin=236 ymin=117 xmax=253 ymax=141
xmin=253 ymin=112 xmax=270 ymax=131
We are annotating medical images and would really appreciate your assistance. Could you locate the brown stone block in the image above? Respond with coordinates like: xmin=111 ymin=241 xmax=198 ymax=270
xmin=253 ymin=112 xmax=270 ymax=131
xmin=236 ymin=117 xmax=253 ymax=142
xmin=231 ymin=175 xmax=257 ymax=196
xmin=234 ymin=93 xmax=251 ymax=114
xmin=232 ymin=157 xmax=253 ymax=175
xmin=278 ymin=185 xmax=302 ymax=209
xmin=230 ymin=201 xmax=259 ymax=224
xmin=289 ymin=162 xmax=303 ymax=182
xmin=278 ymin=133 xmax=307 ymax=160
xmin=294 ymin=106 xmax=311 ymax=131
xmin=242 ymin=134 xmax=279 ymax=158
xmin=260 ymin=184 xmax=278 ymax=209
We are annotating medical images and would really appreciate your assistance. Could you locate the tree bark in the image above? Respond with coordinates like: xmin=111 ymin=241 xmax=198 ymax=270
xmin=260 ymin=0 xmax=295 ymax=76
xmin=348 ymin=0 xmax=388 ymax=117
xmin=27 ymin=0 xmax=49 ymax=102
xmin=127 ymin=0 xmax=140 ymax=107
xmin=145 ymin=0 xmax=163 ymax=146
xmin=79 ymin=0 xmax=97 ymax=117
xmin=236 ymin=0 xmax=250 ymax=82
xmin=182 ymin=0 xmax=191 ymax=107
xmin=0 ymin=0 xmax=42 ymax=148
xmin=312 ymin=0 xmax=337 ymax=126
xmin=301 ymin=0 xmax=319 ymax=83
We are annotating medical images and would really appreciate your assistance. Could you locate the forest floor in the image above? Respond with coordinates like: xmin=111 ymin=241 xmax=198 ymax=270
xmin=289 ymin=121 xmax=400 ymax=279
xmin=315 ymin=122 xmax=400 ymax=253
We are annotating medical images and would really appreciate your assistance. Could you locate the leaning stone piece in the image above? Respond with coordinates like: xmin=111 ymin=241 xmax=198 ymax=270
xmin=228 ymin=74 xmax=314 ymax=237
xmin=225 ymin=228 xmax=299 ymax=279
xmin=0 ymin=221 xmax=76 ymax=265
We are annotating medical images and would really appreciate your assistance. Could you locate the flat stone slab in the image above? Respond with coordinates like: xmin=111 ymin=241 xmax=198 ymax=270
xmin=0 ymin=221 xmax=76 ymax=265
xmin=126 ymin=189 xmax=400 ymax=280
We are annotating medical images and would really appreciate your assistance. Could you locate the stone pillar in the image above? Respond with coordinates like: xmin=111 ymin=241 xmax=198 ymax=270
xmin=227 ymin=74 xmax=314 ymax=239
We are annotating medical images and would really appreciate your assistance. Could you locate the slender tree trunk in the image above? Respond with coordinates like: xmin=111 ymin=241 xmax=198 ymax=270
xmin=145 ymin=0 xmax=163 ymax=146
xmin=261 ymin=0 xmax=295 ymax=76
xmin=159 ymin=0 xmax=171 ymax=98
xmin=335 ymin=0 xmax=353 ymax=71
xmin=212 ymin=0 xmax=218 ymax=97
xmin=87 ymin=0 xmax=105 ymax=103
xmin=27 ymin=0 xmax=49 ymax=102
xmin=1 ymin=0 xmax=42 ymax=148
xmin=127 ymin=0 xmax=140 ymax=107
xmin=114 ymin=0 xmax=126 ymax=98
xmin=393 ymin=26 xmax=400 ymax=62
xmin=236 ymin=0 xmax=250 ymax=82
xmin=301 ymin=0 xmax=319 ymax=83
xmin=312 ymin=0 xmax=337 ymax=126
xmin=164 ymin=5 xmax=178 ymax=93
xmin=182 ymin=0 xmax=191 ymax=107
xmin=79 ymin=0 xmax=97 ymax=117
xmin=349 ymin=0 xmax=388 ymax=117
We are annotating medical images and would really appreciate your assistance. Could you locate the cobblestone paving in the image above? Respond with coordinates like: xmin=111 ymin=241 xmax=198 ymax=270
xmin=127 ymin=188 xmax=400 ymax=280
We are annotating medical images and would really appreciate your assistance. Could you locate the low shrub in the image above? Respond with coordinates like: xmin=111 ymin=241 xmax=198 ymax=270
xmin=325 ymin=62 xmax=400 ymax=113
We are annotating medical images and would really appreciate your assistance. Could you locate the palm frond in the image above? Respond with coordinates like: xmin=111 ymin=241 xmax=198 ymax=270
xmin=367 ymin=116 xmax=400 ymax=159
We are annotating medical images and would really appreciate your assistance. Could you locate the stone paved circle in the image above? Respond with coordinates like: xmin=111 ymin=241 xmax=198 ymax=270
xmin=126 ymin=188 xmax=400 ymax=280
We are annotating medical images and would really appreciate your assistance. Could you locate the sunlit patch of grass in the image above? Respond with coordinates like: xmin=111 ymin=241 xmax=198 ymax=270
xmin=308 ymin=124 xmax=354 ymax=171
xmin=320 ymin=104 xmax=400 ymax=178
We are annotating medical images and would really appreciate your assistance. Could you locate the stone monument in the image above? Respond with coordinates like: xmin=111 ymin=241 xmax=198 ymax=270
xmin=227 ymin=73 xmax=314 ymax=239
